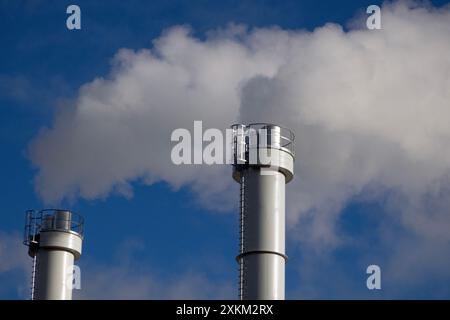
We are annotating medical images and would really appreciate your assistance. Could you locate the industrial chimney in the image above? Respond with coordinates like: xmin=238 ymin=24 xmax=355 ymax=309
xmin=231 ymin=123 xmax=295 ymax=300
xmin=23 ymin=209 xmax=84 ymax=300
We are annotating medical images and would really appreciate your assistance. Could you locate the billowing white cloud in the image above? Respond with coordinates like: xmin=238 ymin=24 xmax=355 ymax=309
xmin=0 ymin=231 xmax=30 ymax=298
xmin=0 ymin=231 xmax=28 ymax=273
xmin=29 ymin=24 xmax=290 ymax=209
xmin=74 ymin=238 xmax=234 ymax=299
xmin=74 ymin=264 xmax=234 ymax=299
xmin=29 ymin=0 xmax=450 ymax=291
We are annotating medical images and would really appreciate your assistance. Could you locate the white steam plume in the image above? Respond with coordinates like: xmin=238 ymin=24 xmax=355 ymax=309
xmin=30 ymin=0 xmax=450 ymax=273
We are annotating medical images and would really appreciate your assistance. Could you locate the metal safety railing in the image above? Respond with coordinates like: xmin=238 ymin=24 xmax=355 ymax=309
xmin=24 ymin=209 xmax=84 ymax=247
xmin=231 ymin=123 xmax=295 ymax=165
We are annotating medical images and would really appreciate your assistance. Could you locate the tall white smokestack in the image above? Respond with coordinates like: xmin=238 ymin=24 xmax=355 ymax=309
xmin=232 ymin=123 xmax=295 ymax=300
xmin=24 ymin=209 xmax=84 ymax=300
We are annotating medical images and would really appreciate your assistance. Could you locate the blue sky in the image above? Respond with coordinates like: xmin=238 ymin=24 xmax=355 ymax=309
xmin=1 ymin=0 xmax=450 ymax=299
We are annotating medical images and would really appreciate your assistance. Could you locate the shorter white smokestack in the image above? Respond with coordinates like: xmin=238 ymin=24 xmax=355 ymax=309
xmin=24 ymin=209 xmax=84 ymax=300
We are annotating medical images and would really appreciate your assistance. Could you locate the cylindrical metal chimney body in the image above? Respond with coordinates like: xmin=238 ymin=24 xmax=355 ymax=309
xmin=232 ymin=123 xmax=294 ymax=300
xmin=24 ymin=209 xmax=84 ymax=300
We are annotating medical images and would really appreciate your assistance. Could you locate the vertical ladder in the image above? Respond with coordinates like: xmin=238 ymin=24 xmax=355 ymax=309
xmin=30 ymin=254 xmax=37 ymax=300
xmin=238 ymin=173 xmax=247 ymax=300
